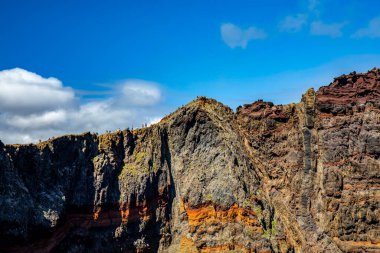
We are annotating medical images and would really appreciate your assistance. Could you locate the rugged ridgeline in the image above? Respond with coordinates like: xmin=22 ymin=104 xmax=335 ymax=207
xmin=0 ymin=69 xmax=379 ymax=253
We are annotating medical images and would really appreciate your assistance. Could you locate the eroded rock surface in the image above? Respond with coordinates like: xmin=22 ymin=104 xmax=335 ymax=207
xmin=1 ymin=69 xmax=379 ymax=252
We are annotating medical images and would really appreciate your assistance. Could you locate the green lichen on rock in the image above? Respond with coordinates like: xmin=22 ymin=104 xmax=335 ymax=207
xmin=262 ymin=219 xmax=277 ymax=239
xmin=119 ymin=163 xmax=148 ymax=178
xmin=135 ymin=151 xmax=146 ymax=163
xmin=271 ymin=219 xmax=277 ymax=236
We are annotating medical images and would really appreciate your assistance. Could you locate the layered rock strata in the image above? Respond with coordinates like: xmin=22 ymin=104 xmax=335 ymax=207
xmin=0 ymin=69 xmax=379 ymax=252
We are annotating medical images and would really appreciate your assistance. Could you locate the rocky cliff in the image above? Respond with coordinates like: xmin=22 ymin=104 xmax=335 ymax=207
xmin=0 ymin=69 xmax=379 ymax=253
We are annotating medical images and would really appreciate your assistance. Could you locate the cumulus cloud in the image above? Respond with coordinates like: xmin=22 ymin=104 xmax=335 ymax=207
xmin=121 ymin=79 xmax=161 ymax=106
xmin=279 ymin=14 xmax=308 ymax=33
xmin=6 ymin=110 xmax=68 ymax=129
xmin=0 ymin=68 xmax=165 ymax=144
xmin=352 ymin=16 xmax=380 ymax=38
xmin=220 ymin=23 xmax=266 ymax=49
xmin=0 ymin=68 xmax=75 ymax=114
xmin=310 ymin=21 xmax=346 ymax=38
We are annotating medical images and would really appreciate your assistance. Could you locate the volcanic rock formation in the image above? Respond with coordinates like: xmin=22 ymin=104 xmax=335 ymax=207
xmin=0 ymin=68 xmax=379 ymax=252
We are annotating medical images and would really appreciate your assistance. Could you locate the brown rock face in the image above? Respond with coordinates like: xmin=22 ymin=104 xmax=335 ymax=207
xmin=317 ymin=68 xmax=380 ymax=114
xmin=0 ymin=69 xmax=379 ymax=252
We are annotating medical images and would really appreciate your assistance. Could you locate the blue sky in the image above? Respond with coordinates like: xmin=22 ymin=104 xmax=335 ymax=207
xmin=0 ymin=0 xmax=380 ymax=143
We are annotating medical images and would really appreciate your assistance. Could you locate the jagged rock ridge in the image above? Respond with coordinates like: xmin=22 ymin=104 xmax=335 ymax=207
xmin=0 ymin=68 xmax=379 ymax=253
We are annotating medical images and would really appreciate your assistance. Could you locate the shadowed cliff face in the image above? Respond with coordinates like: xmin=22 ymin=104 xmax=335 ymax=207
xmin=0 ymin=69 xmax=379 ymax=253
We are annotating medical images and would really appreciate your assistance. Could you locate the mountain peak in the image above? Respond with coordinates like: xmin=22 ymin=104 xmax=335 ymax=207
xmin=1 ymin=69 xmax=379 ymax=252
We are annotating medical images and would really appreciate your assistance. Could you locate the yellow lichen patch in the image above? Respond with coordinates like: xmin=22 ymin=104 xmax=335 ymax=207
xmin=119 ymin=163 xmax=148 ymax=178
xmin=186 ymin=203 xmax=260 ymax=227
xmin=135 ymin=151 xmax=146 ymax=163
xmin=122 ymin=164 xmax=138 ymax=175
xmin=98 ymin=132 xmax=122 ymax=151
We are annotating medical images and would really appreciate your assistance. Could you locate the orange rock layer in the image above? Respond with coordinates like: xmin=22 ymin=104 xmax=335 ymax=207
xmin=185 ymin=203 xmax=260 ymax=227
xmin=177 ymin=202 xmax=267 ymax=252
xmin=93 ymin=205 xmax=151 ymax=225
xmin=179 ymin=236 xmax=271 ymax=253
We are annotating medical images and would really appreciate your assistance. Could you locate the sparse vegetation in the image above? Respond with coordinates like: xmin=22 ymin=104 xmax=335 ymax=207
xmin=262 ymin=229 xmax=271 ymax=239
xmin=262 ymin=219 xmax=277 ymax=240
xmin=119 ymin=163 xmax=148 ymax=178
xmin=135 ymin=151 xmax=146 ymax=163
xmin=243 ymin=199 xmax=254 ymax=209
xmin=271 ymin=220 xmax=277 ymax=236
xmin=253 ymin=206 xmax=262 ymax=218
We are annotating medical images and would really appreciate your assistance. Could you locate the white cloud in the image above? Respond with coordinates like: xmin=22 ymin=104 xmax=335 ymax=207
xmin=310 ymin=21 xmax=346 ymax=38
xmin=220 ymin=23 xmax=266 ymax=49
xmin=0 ymin=68 xmax=166 ymax=144
xmin=6 ymin=110 xmax=68 ymax=129
xmin=0 ymin=68 xmax=75 ymax=114
xmin=69 ymin=100 xmax=134 ymax=133
xmin=148 ymin=117 xmax=162 ymax=126
xmin=279 ymin=14 xmax=308 ymax=33
xmin=121 ymin=80 xmax=161 ymax=106
xmin=352 ymin=16 xmax=380 ymax=38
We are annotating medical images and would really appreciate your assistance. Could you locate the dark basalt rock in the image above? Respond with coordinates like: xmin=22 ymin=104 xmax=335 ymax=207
xmin=1 ymin=69 xmax=379 ymax=253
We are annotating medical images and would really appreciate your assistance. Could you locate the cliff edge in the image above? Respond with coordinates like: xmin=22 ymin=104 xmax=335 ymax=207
xmin=1 ymin=69 xmax=379 ymax=252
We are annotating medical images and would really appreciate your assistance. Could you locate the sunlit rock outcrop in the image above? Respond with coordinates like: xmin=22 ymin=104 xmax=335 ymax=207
xmin=1 ymin=69 xmax=379 ymax=252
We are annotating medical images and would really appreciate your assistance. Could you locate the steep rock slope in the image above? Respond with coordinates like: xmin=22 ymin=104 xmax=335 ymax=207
xmin=0 ymin=69 xmax=379 ymax=252
xmin=236 ymin=68 xmax=380 ymax=252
